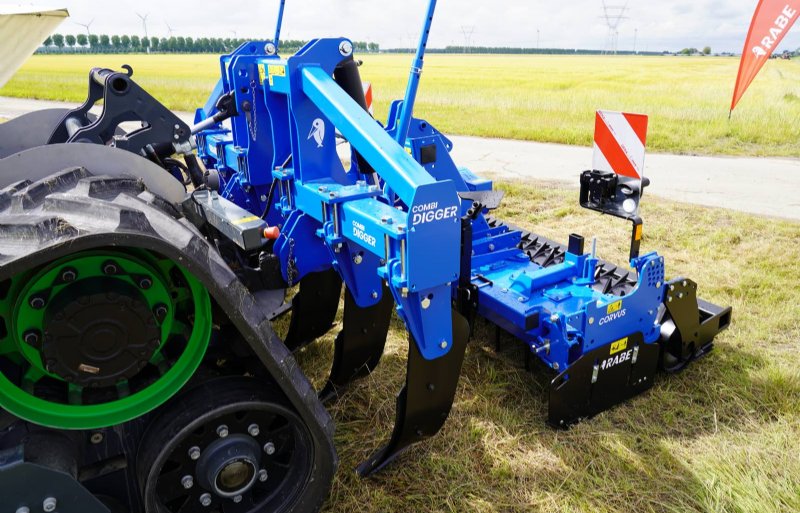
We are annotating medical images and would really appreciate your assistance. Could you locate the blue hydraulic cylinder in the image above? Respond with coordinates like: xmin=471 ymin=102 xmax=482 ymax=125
xmin=394 ymin=0 xmax=438 ymax=145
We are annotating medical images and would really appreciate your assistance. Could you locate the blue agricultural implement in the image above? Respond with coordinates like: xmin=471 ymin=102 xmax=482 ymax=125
xmin=0 ymin=1 xmax=730 ymax=512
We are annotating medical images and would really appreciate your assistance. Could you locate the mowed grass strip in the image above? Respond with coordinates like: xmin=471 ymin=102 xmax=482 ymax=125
xmin=291 ymin=180 xmax=800 ymax=513
xmin=3 ymin=54 xmax=800 ymax=157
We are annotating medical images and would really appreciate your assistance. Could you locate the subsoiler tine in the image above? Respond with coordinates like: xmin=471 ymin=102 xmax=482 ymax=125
xmin=357 ymin=310 xmax=470 ymax=477
xmin=284 ymin=269 xmax=342 ymax=351
xmin=319 ymin=284 xmax=394 ymax=402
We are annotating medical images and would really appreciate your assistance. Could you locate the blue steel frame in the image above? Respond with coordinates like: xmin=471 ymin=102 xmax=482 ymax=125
xmin=194 ymin=4 xmax=668 ymax=375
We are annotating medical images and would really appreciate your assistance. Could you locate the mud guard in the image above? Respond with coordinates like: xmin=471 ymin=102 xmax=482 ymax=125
xmin=0 ymin=109 xmax=73 ymax=159
xmin=357 ymin=310 xmax=469 ymax=477
xmin=320 ymin=283 xmax=394 ymax=402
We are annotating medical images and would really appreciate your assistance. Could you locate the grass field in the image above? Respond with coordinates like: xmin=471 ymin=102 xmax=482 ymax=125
xmin=287 ymin=179 xmax=800 ymax=513
xmin=3 ymin=54 xmax=800 ymax=157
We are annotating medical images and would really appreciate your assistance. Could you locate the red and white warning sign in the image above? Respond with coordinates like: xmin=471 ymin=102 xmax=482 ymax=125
xmin=362 ymin=82 xmax=374 ymax=115
xmin=592 ymin=110 xmax=648 ymax=179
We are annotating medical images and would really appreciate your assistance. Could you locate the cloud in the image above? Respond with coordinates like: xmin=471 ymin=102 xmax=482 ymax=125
xmin=51 ymin=0 xmax=800 ymax=52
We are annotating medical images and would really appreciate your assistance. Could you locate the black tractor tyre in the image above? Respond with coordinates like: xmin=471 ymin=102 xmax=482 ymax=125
xmin=0 ymin=151 xmax=337 ymax=513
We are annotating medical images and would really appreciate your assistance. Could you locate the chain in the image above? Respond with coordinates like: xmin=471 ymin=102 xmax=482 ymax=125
xmin=248 ymin=80 xmax=258 ymax=141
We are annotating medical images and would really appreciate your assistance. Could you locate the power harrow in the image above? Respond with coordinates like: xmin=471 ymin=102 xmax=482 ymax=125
xmin=0 ymin=1 xmax=731 ymax=512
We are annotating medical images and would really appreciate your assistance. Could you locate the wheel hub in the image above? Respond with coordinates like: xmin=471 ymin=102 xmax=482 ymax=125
xmin=197 ymin=434 xmax=261 ymax=498
xmin=41 ymin=278 xmax=161 ymax=388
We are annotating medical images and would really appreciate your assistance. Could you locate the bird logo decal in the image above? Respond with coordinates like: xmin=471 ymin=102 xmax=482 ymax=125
xmin=308 ymin=118 xmax=325 ymax=148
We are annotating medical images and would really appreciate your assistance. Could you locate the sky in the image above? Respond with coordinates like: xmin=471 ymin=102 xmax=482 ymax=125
xmin=8 ymin=0 xmax=800 ymax=53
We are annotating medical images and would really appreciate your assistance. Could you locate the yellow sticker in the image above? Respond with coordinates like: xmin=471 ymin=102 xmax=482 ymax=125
xmin=268 ymin=65 xmax=285 ymax=86
xmin=258 ymin=64 xmax=266 ymax=85
xmin=607 ymin=300 xmax=623 ymax=315
xmin=233 ymin=216 xmax=261 ymax=225
xmin=609 ymin=337 xmax=628 ymax=355
xmin=268 ymin=64 xmax=286 ymax=77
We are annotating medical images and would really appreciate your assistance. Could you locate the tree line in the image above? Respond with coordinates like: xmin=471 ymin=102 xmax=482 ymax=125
xmin=39 ymin=34 xmax=380 ymax=54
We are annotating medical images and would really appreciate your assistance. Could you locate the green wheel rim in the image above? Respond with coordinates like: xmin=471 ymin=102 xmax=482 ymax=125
xmin=0 ymin=249 xmax=212 ymax=429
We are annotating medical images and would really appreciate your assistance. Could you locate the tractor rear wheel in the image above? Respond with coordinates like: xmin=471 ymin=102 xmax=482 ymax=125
xmin=0 ymin=160 xmax=336 ymax=513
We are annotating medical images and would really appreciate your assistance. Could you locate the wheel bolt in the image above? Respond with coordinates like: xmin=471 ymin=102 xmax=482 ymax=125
xmin=258 ymin=469 xmax=268 ymax=482
xmin=263 ymin=442 xmax=275 ymax=455
xmin=42 ymin=497 xmax=57 ymax=513
xmin=181 ymin=475 xmax=194 ymax=489
xmin=233 ymin=495 xmax=243 ymax=503
xmin=23 ymin=330 xmax=41 ymax=346
xmin=61 ymin=268 xmax=77 ymax=282
xmin=217 ymin=424 xmax=229 ymax=438
xmin=138 ymin=277 xmax=153 ymax=289
xmin=102 ymin=261 xmax=119 ymax=275
xmin=16 ymin=507 xmax=30 ymax=513
xmin=154 ymin=304 xmax=168 ymax=320
xmin=90 ymin=432 xmax=104 ymax=444
xmin=247 ymin=423 xmax=260 ymax=437
xmin=199 ymin=493 xmax=212 ymax=507
xmin=29 ymin=296 xmax=46 ymax=309
xmin=188 ymin=446 xmax=201 ymax=460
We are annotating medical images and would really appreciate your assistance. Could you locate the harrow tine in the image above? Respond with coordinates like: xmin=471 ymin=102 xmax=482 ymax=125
xmin=319 ymin=283 xmax=394 ymax=403
xmin=284 ymin=269 xmax=342 ymax=351
xmin=357 ymin=310 xmax=470 ymax=477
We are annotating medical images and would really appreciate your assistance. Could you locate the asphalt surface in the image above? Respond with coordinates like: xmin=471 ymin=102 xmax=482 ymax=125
xmin=2 ymin=96 xmax=798 ymax=221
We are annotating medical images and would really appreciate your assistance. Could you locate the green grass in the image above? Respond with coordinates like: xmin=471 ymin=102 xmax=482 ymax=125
xmin=288 ymin=179 xmax=800 ymax=513
xmin=3 ymin=54 xmax=800 ymax=156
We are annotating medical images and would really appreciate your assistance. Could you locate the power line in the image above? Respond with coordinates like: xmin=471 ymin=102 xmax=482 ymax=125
xmin=460 ymin=25 xmax=475 ymax=53
xmin=600 ymin=1 xmax=628 ymax=54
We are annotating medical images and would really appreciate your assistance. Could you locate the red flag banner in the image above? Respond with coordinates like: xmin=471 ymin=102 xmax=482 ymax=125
xmin=731 ymin=1 xmax=800 ymax=112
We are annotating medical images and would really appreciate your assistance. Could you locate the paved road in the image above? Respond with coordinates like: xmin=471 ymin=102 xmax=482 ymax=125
xmin=2 ymin=96 xmax=798 ymax=221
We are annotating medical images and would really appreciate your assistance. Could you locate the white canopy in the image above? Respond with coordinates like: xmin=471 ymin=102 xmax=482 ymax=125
xmin=0 ymin=6 xmax=69 ymax=88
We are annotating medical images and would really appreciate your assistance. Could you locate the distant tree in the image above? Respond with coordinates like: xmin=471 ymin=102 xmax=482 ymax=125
xmin=111 ymin=35 xmax=121 ymax=50
xmin=43 ymin=36 xmax=53 ymax=47
xmin=702 ymin=46 xmax=711 ymax=55
xmin=77 ymin=34 xmax=88 ymax=48
xmin=176 ymin=36 xmax=186 ymax=52
xmin=120 ymin=35 xmax=131 ymax=49
xmin=150 ymin=37 xmax=159 ymax=51
xmin=52 ymin=34 xmax=65 ymax=48
xmin=186 ymin=37 xmax=194 ymax=52
xmin=100 ymin=34 xmax=110 ymax=48
xmin=141 ymin=37 xmax=150 ymax=51
xmin=131 ymin=35 xmax=141 ymax=51
xmin=368 ymin=42 xmax=379 ymax=52
xmin=88 ymin=34 xmax=99 ymax=48
xmin=65 ymin=34 xmax=76 ymax=49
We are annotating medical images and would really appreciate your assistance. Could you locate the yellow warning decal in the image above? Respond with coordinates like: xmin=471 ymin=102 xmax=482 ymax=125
xmin=233 ymin=216 xmax=261 ymax=225
xmin=258 ymin=64 xmax=267 ymax=84
xmin=607 ymin=300 xmax=623 ymax=315
xmin=634 ymin=223 xmax=643 ymax=241
xmin=609 ymin=337 xmax=628 ymax=355
xmin=267 ymin=64 xmax=286 ymax=86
